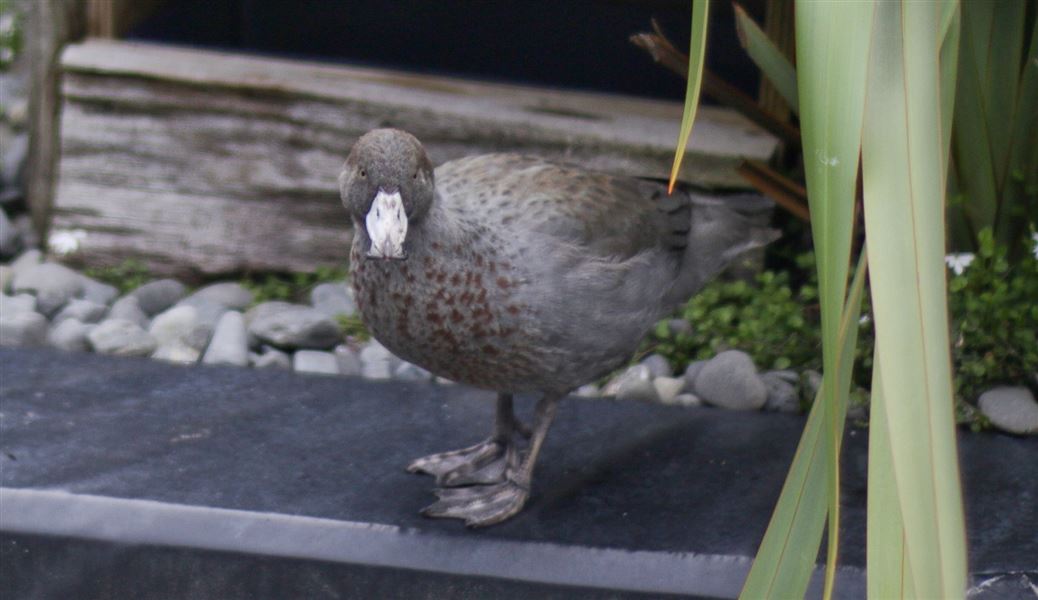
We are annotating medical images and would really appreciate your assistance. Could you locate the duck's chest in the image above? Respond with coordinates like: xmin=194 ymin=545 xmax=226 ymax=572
xmin=349 ymin=240 xmax=541 ymax=387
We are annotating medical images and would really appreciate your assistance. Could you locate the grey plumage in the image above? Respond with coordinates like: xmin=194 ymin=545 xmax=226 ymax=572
xmin=340 ymin=129 xmax=777 ymax=526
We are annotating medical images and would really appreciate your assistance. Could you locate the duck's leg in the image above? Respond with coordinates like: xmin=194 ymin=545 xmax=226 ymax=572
xmin=420 ymin=392 xmax=561 ymax=527
xmin=407 ymin=392 xmax=528 ymax=487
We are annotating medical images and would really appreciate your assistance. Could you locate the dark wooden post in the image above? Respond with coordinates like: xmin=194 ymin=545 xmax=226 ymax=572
xmin=25 ymin=0 xmax=84 ymax=245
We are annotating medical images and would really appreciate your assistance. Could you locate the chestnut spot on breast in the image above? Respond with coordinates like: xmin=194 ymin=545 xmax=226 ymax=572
xmin=496 ymin=277 xmax=510 ymax=289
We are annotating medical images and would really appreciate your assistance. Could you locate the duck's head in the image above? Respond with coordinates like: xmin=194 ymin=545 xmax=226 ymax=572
xmin=339 ymin=128 xmax=435 ymax=260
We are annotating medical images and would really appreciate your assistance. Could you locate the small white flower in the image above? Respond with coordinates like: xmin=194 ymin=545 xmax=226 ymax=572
xmin=944 ymin=253 xmax=974 ymax=275
xmin=1032 ymin=232 xmax=1037 ymax=259
xmin=48 ymin=229 xmax=88 ymax=255
xmin=859 ymin=314 xmax=871 ymax=325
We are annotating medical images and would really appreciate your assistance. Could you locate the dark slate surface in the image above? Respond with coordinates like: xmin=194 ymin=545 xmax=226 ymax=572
xmin=1 ymin=347 xmax=1036 ymax=599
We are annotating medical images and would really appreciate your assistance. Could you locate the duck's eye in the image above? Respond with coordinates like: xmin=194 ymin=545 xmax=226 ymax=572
xmin=360 ymin=169 xmax=366 ymax=178
xmin=413 ymin=172 xmax=418 ymax=180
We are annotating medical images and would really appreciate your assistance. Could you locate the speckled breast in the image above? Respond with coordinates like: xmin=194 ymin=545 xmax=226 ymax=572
xmin=349 ymin=240 xmax=546 ymax=392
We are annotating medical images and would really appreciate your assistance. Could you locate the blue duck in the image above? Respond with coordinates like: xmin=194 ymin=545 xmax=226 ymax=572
xmin=340 ymin=128 xmax=777 ymax=526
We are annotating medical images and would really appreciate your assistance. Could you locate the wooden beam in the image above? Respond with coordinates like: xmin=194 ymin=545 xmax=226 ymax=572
xmin=25 ymin=0 xmax=85 ymax=246
xmin=53 ymin=39 xmax=778 ymax=278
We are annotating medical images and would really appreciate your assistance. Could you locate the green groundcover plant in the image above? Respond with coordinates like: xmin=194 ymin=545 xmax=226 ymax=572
xmin=648 ymin=228 xmax=1038 ymax=421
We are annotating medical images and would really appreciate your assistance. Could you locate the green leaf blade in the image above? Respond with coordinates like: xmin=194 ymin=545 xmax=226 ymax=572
xmin=734 ymin=3 xmax=799 ymax=114
xmin=862 ymin=3 xmax=968 ymax=597
xmin=668 ymin=0 xmax=711 ymax=194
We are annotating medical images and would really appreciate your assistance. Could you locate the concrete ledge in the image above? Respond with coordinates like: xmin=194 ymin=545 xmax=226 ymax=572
xmin=1 ymin=348 xmax=1035 ymax=598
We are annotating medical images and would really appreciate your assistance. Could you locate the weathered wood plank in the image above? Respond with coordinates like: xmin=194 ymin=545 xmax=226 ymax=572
xmin=25 ymin=0 xmax=84 ymax=244
xmin=53 ymin=39 xmax=777 ymax=278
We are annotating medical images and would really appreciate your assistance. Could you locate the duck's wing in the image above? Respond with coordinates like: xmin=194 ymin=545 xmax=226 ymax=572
xmin=435 ymin=154 xmax=690 ymax=260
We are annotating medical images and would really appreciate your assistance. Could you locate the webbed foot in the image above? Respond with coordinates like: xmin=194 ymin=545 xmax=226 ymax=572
xmin=421 ymin=478 xmax=530 ymax=528
xmin=406 ymin=438 xmax=518 ymax=486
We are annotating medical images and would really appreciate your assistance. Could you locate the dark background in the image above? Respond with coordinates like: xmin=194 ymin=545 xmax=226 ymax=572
xmin=127 ymin=0 xmax=765 ymax=102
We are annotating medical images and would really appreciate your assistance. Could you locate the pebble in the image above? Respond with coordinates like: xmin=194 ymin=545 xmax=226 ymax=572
xmin=606 ymin=365 xmax=659 ymax=403
xmin=11 ymin=262 xmax=84 ymax=316
xmin=0 ymin=311 xmax=48 ymax=347
xmin=9 ymin=249 xmax=42 ymax=277
xmin=152 ymin=340 xmax=201 ymax=364
xmin=801 ymin=369 xmax=823 ymax=403
xmin=767 ymin=369 xmax=800 ymax=385
xmin=254 ymin=347 xmax=291 ymax=369
xmin=334 ymin=344 xmax=362 ymax=376
xmin=694 ymin=350 xmax=767 ymax=411
xmin=174 ymin=296 xmax=230 ymax=350
xmin=640 ymin=353 xmax=674 ymax=378
xmin=311 ymin=282 xmax=357 ymax=318
xmin=52 ymin=298 xmax=107 ymax=324
xmin=978 ymin=387 xmax=1038 ymax=435
xmin=108 ymin=296 xmax=150 ymax=329
xmin=47 ymin=318 xmax=93 ymax=352
xmin=130 ymin=279 xmax=187 ymax=316
xmin=78 ymin=276 xmax=119 ymax=306
xmin=359 ymin=340 xmax=397 ymax=380
xmin=88 ymin=318 xmax=158 ymax=357
xmin=201 ymin=311 xmax=248 ymax=366
xmin=246 ymin=301 xmax=342 ymax=350
xmin=188 ymin=282 xmax=253 ymax=311
xmin=293 ymin=350 xmax=340 ymax=375
xmin=666 ymin=318 xmax=693 ymax=337
xmin=1 ymin=292 xmax=35 ymax=316
xmin=671 ymin=393 xmax=703 ymax=407
xmin=652 ymin=376 xmax=687 ymax=404
xmin=148 ymin=305 xmax=199 ymax=346
xmin=683 ymin=360 xmax=707 ymax=389
xmin=761 ymin=372 xmax=800 ymax=413
xmin=573 ymin=383 xmax=600 ymax=398
xmin=252 ymin=347 xmax=290 ymax=370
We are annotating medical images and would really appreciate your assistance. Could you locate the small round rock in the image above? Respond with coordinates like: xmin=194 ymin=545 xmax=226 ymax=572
xmin=762 ymin=372 xmax=800 ymax=413
xmin=47 ymin=318 xmax=93 ymax=352
xmin=311 ymin=282 xmax=357 ymax=318
xmin=334 ymin=344 xmax=362 ymax=377
xmin=202 ymin=311 xmax=248 ymax=366
xmin=978 ymin=387 xmax=1038 ymax=435
xmin=640 ymin=353 xmax=674 ymax=378
xmin=53 ymin=298 xmax=107 ymax=324
xmin=293 ymin=350 xmax=340 ymax=375
xmin=0 ymin=311 xmax=49 ymax=347
xmin=252 ymin=347 xmax=291 ymax=370
xmin=11 ymin=262 xmax=84 ymax=317
xmin=693 ymin=350 xmax=767 ymax=411
xmin=108 ymin=296 xmax=150 ymax=329
xmin=130 ymin=279 xmax=187 ymax=316
xmin=246 ymin=301 xmax=341 ymax=350
xmin=88 ymin=318 xmax=158 ymax=357
xmin=607 ymin=365 xmax=659 ymax=403
xmin=189 ymin=282 xmax=253 ymax=311
xmin=653 ymin=376 xmax=687 ymax=405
